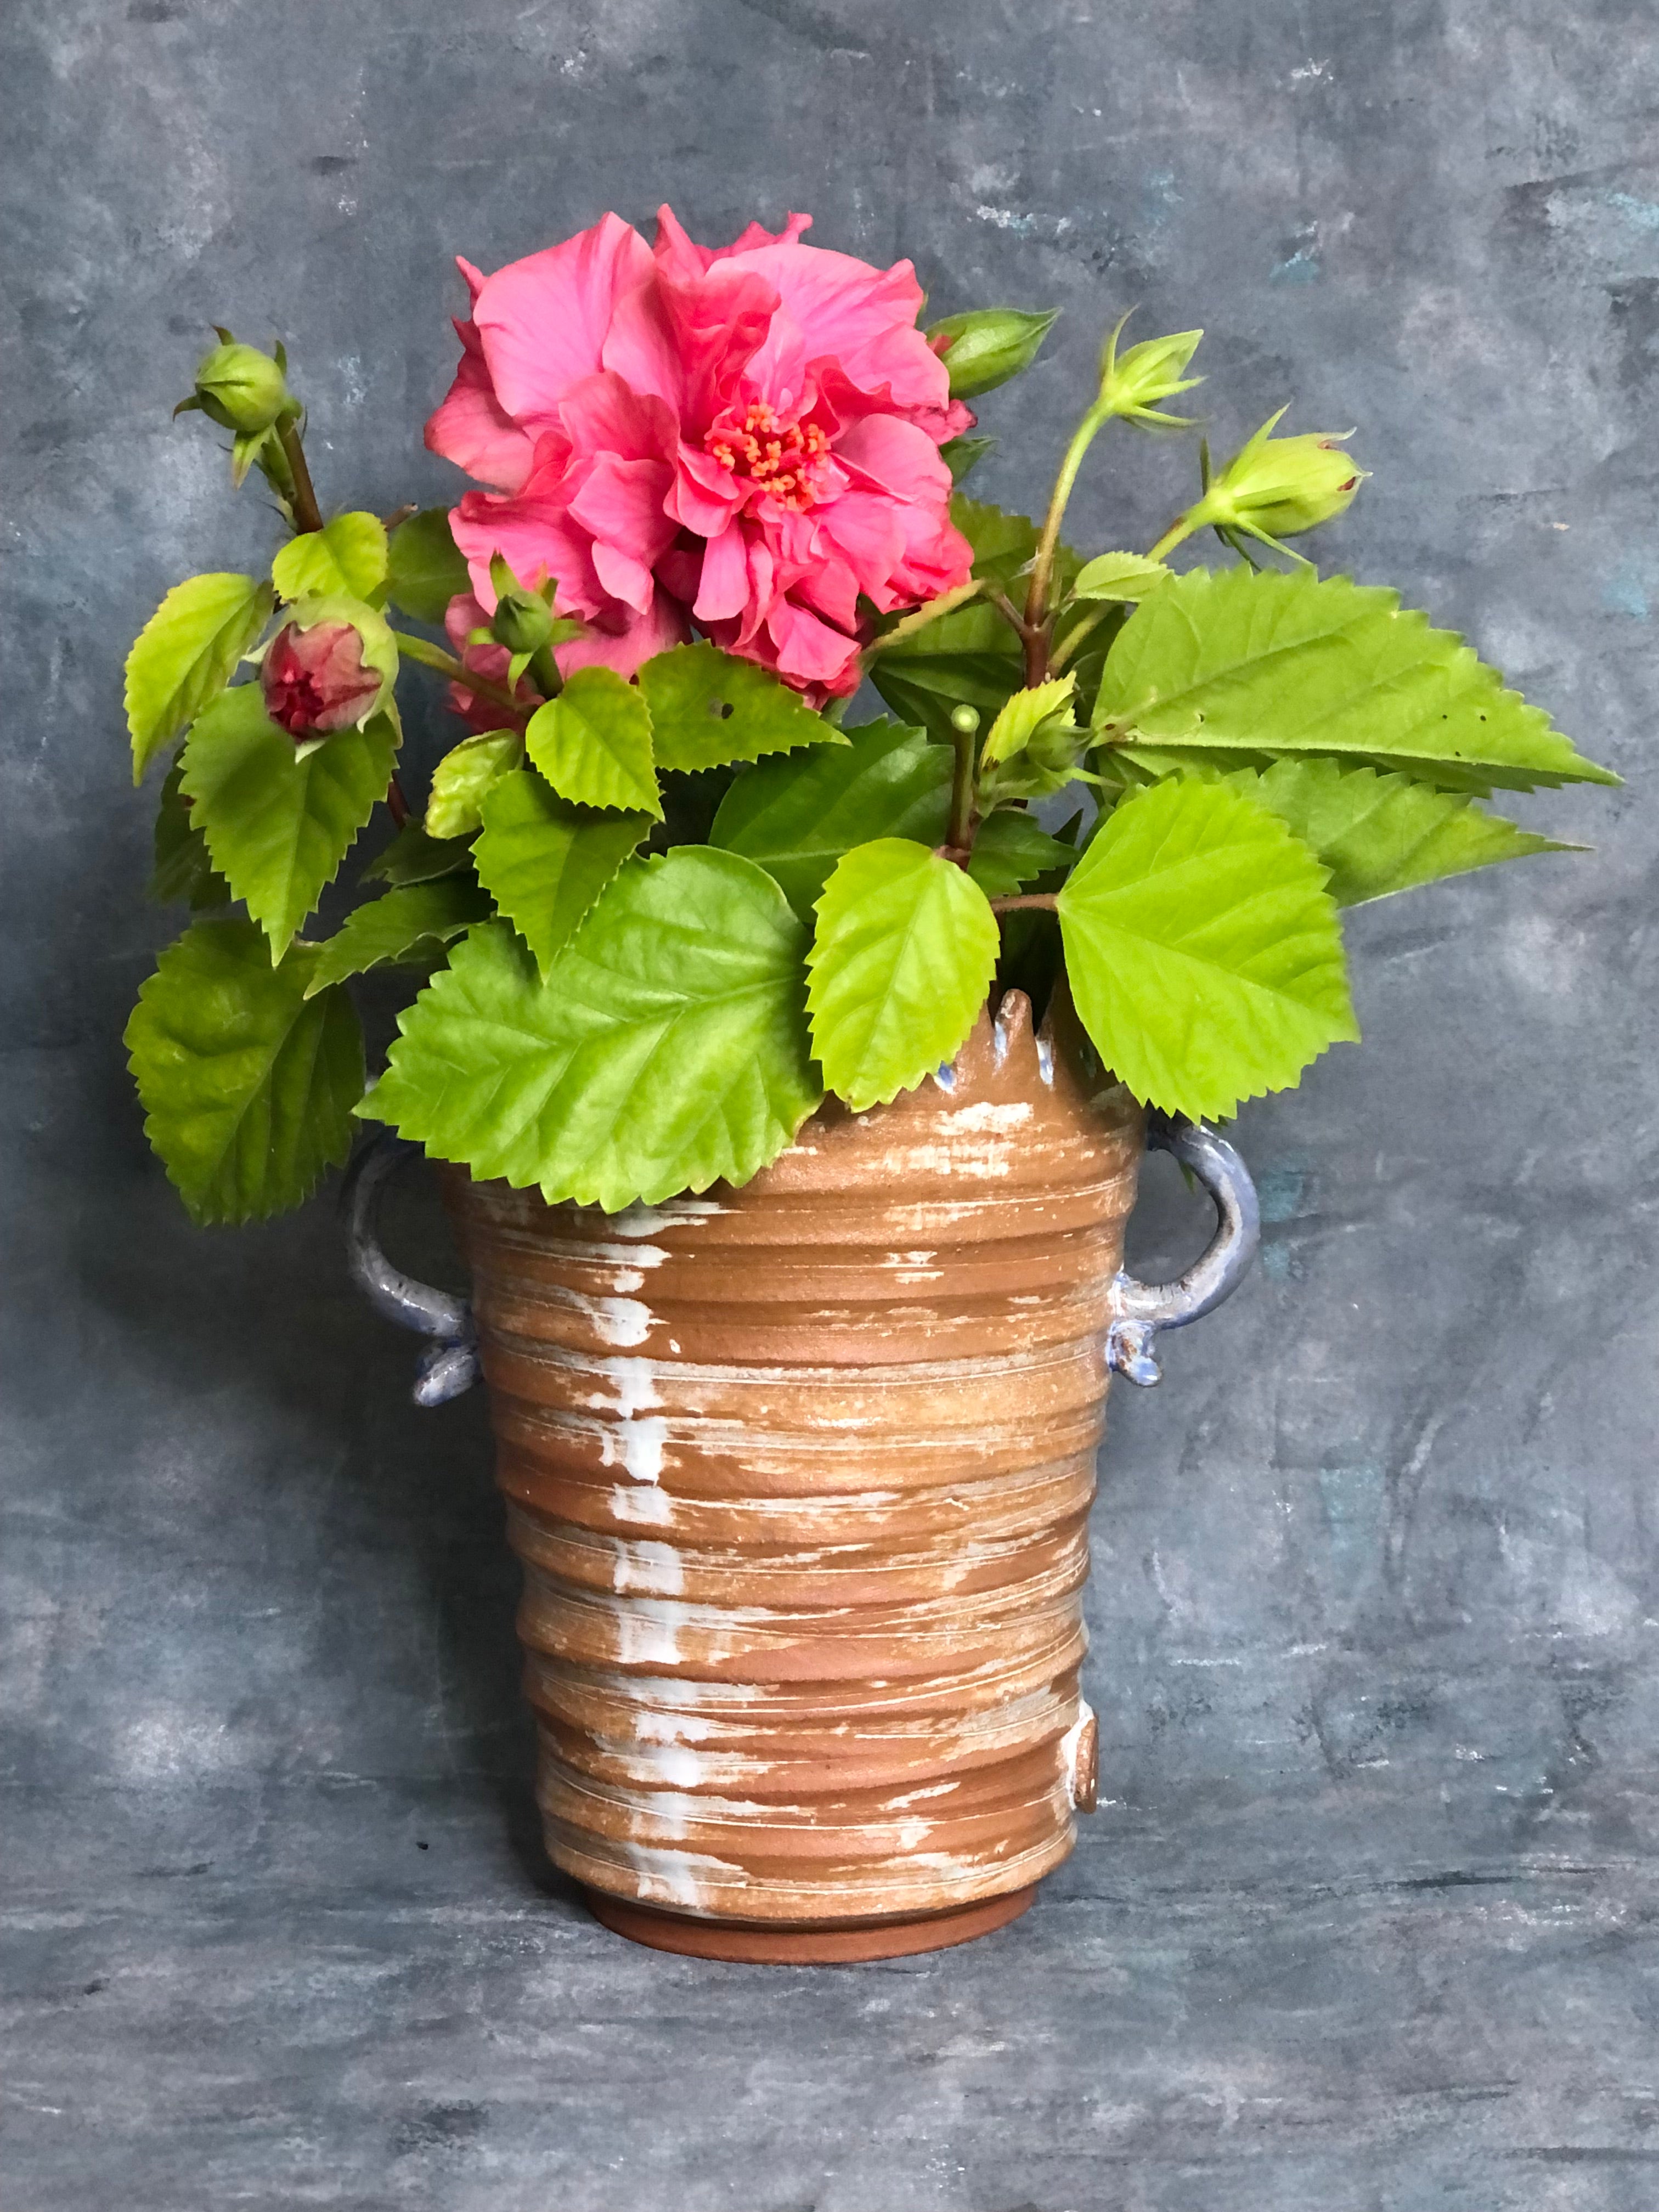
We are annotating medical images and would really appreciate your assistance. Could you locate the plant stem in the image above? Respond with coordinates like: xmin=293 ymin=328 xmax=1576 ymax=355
xmin=277 ymin=419 xmax=322 ymax=535
xmin=1146 ymin=510 xmax=1200 ymax=564
xmin=1048 ymin=602 xmax=1114 ymax=674
xmin=948 ymin=718 xmax=977 ymax=854
xmin=1024 ymin=399 xmax=1112 ymax=658
xmin=388 ymin=628 xmax=528 ymax=719
xmin=989 ymin=891 xmax=1059 ymax=916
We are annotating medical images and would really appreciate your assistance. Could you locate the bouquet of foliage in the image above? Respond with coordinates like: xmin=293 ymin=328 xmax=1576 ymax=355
xmin=125 ymin=207 xmax=1614 ymax=1224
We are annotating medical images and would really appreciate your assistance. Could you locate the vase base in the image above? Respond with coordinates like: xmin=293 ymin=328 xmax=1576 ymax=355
xmin=582 ymin=1883 xmax=1038 ymax=1963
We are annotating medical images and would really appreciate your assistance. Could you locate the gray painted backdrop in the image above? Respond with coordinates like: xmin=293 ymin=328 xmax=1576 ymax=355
xmin=4 ymin=3 xmax=1656 ymax=2207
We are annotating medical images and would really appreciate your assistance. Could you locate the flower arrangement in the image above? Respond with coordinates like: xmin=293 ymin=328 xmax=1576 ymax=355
xmin=125 ymin=207 xmax=1615 ymax=1224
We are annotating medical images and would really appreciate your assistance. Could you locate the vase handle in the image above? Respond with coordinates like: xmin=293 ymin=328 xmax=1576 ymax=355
xmin=340 ymin=1134 xmax=481 ymax=1407
xmin=1106 ymin=1112 xmax=1261 ymax=1388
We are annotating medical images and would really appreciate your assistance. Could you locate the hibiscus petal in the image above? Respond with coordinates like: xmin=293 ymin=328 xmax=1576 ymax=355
xmin=726 ymin=241 xmax=949 ymax=417
xmin=425 ymin=307 xmax=535 ymax=493
xmin=556 ymin=586 xmax=690 ymax=682
xmin=557 ymin=369 xmax=678 ymax=464
xmin=764 ymin=592 xmax=862 ymax=687
xmin=472 ymin=212 xmax=653 ymax=434
xmin=692 ymin=521 xmax=751 ymax=623
xmin=834 ymin=414 xmax=955 ymax=504
xmin=567 ymin=453 xmax=679 ymax=597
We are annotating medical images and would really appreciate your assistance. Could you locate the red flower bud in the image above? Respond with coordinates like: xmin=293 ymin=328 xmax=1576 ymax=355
xmin=261 ymin=620 xmax=383 ymax=739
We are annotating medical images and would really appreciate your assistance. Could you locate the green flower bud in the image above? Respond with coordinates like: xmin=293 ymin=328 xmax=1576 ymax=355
xmin=487 ymin=553 xmax=559 ymax=657
xmin=1195 ymin=410 xmax=1367 ymax=546
xmin=178 ymin=331 xmax=295 ymax=437
xmin=927 ymin=307 xmax=1059 ymax=399
xmin=1097 ymin=314 xmax=1204 ymax=430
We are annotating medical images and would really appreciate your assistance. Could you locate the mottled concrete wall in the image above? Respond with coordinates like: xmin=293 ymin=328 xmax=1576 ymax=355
xmin=4 ymin=4 xmax=1657 ymax=2208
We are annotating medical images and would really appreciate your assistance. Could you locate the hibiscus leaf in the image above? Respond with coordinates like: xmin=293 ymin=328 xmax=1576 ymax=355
xmin=710 ymin=719 xmax=953 ymax=921
xmin=966 ymin=809 xmax=1079 ymax=897
xmin=360 ymin=851 xmax=821 ymax=1211
xmin=181 ymin=686 xmax=399 ymax=958
xmin=425 ymin=729 xmax=523 ymax=839
xmin=526 ymin=664 xmax=662 ymax=816
xmin=1070 ymin=550 xmax=1172 ymax=603
xmin=126 ymin=572 xmax=276 ymax=783
xmin=1055 ymin=775 xmax=1358 ymax=1123
xmin=1218 ymin=756 xmax=1577 ymax=906
xmin=272 ymin=512 xmax=388 ymax=603
xmin=362 ymin=820 xmax=476 ymax=887
xmin=1096 ymin=567 xmax=1617 ymax=792
xmin=125 ymin=917 xmax=364 ymax=1224
xmin=384 ymin=507 xmax=472 ymax=626
xmin=639 ymin=641 xmax=842 ymax=772
xmin=474 ymin=768 xmax=653 ymax=978
xmin=303 ymin=878 xmax=492 ymax=996
xmin=150 ymin=757 xmax=232 ymax=909
xmin=806 ymin=838 xmax=1001 ymax=1110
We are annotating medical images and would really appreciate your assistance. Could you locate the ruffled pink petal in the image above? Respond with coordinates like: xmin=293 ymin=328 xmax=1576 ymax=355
xmin=728 ymin=242 xmax=947 ymax=416
xmin=424 ymin=302 xmax=536 ymax=493
xmin=669 ymin=443 xmax=743 ymax=537
xmin=555 ymin=585 xmax=690 ymax=683
xmin=815 ymin=489 xmax=906 ymax=596
xmin=692 ymin=521 xmax=751 ymax=623
xmin=652 ymin=204 xmax=812 ymax=281
xmin=833 ymin=413 xmax=955 ymax=505
xmin=449 ymin=477 xmax=605 ymax=620
xmin=556 ymin=369 xmax=679 ymax=465
xmin=567 ymin=453 xmax=678 ymax=592
xmin=762 ymin=592 xmax=862 ymax=687
xmin=471 ymin=212 xmax=653 ymax=434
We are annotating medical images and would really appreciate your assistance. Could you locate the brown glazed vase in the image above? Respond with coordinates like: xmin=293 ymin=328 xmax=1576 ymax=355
xmin=344 ymin=989 xmax=1257 ymax=1963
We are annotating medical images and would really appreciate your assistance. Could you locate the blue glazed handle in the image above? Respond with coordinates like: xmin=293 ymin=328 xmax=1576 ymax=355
xmin=1106 ymin=1113 xmax=1261 ymax=1388
xmin=340 ymin=1135 xmax=481 ymax=1407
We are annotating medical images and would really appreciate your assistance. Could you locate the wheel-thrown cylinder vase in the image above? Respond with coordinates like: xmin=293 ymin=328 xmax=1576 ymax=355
xmin=438 ymin=989 xmax=1141 ymax=1961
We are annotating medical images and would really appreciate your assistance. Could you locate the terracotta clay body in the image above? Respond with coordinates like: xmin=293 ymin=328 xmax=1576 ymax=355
xmin=441 ymin=989 xmax=1144 ymax=1961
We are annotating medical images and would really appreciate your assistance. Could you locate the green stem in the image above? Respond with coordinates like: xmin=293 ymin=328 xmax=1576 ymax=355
xmin=1024 ymin=399 xmax=1113 ymax=653
xmin=389 ymin=629 xmax=528 ymax=719
xmin=1048 ymin=602 xmax=1114 ymax=675
xmin=989 ymin=891 xmax=1059 ymax=916
xmin=948 ymin=718 xmax=978 ymax=855
xmin=277 ymin=418 xmax=322 ymax=535
xmin=1146 ymin=509 xmax=1203 ymax=564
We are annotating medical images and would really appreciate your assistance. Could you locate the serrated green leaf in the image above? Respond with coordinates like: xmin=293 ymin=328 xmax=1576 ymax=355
xmin=526 ymin=664 xmax=661 ymax=816
xmin=942 ymin=434 xmax=995 ymax=485
xmin=362 ymin=820 xmax=476 ymax=887
xmin=1055 ymin=776 xmax=1358 ymax=1122
xmin=1095 ymin=567 xmax=1616 ymax=792
xmin=125 ymin=572 xmax=276 ymax=783
xmin=1070 ymin=551 xmax=1171 ymax=603
xmin=1219 ymin=756 xmax=1576 ymax=906
xmin=952 ymin=496 xmax=1040 ymax=589
xmin=302 ymin=878 xmax=492 ymax=996
xmin=806 ymin=839 xmax=1000 ymax=1110
xmin=181 ymin=686 xmax=399 ymax=958
xmin=272 ymin=512 xmax=388 ymax=603
xmin=150 ymin=757 xmax=231 ymax=909
xmin=362 ymin=851 xmax=821 ymax=1210
xmin=474 ymin=769 xmax=652 ymax=978
xmin=981 ymin=675 xmax=1077 ymax=767
xmin=125 ymin=918 xmax=364 ymax=1224
xmin=710 ymin=720 xmax=953 ymax=921
xmin=966 ymin=809 xmax=1078 ymax=897
xmin=425 ymin=730 xmax=523 ymax=839
xmin=384 ymin=507 xmax=472 ymax=625
xmin=639 ymin=641 xmax=839 ymax=772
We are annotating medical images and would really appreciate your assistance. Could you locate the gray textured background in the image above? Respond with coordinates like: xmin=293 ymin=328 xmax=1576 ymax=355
xmin=4 ymin=3 xmax=1657 ymax=2207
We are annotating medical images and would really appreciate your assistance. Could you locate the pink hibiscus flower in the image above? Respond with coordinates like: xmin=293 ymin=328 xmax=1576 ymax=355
xmin=425 ymin=206 xmax=974 ymax=702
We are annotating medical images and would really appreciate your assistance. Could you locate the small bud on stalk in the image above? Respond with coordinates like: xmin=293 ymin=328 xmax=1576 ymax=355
xmin=927 ymin=307 xmax=1058 ymax=399
xmin=177 ymin=334 xmax=297 ymax=437
xmin=1097 ymin=315 xmax=1204 ymax=430
xmin=1160 ymin=409 xmax=1368 ymax=561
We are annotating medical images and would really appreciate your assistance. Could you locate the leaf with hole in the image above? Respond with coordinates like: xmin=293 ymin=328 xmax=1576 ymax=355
xmin=1094 ymin=566 xmax=1616 ymax=792
xmin=806 ymin=839 xmax=1001 ymax=1110
xmin=474 ymin=769 xmax=652 ymax=977
xmin=126 ymin=572 xmax=276 ymax=783
xmin=272 ymin=512 xmax=388 ymax=603
xmin=181 ymin=686 xmax=399 ymax=957
xmin=526 ymin=664 xmax=661 ymax=815
xmin=1055 ymin=774 xmax=1358 ymax=1122
xmin=711 ymin=720 xmax=953 ymax=921
xmin=361 ymin=850 xmax=821 ymax=1210
xmin=125 ymin=918 xmax=364 ymax=1223
xmin=639 ymin=641 xmax=839 ymax=772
